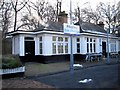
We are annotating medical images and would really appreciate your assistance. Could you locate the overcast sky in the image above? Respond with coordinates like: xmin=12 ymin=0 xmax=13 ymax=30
xmin=47 ymin=0 xmax=119 ymax=13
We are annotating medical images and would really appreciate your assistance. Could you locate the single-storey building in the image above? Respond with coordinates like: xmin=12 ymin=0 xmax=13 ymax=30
xmin=8 ymin=14 xmax=120 ymax=63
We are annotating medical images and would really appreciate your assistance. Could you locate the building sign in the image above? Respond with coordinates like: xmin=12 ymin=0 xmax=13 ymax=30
xmin=63 ymin=23 xmax=80 ymax=35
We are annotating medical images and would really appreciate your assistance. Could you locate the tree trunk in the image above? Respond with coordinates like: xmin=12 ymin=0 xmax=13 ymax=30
xmin=14 ymin=11 xmax=17 ymax=31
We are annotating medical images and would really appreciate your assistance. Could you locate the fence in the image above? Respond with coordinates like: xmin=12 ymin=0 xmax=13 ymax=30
xmin=0 ymin=66 xmax=25 ymax=75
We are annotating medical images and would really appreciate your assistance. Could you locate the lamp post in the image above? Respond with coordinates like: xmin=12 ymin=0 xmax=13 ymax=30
xmin=107 ymin=4 xmax=111 ymax=64
xmin=107 ymin=28 xmax=110 ymax=64
xmin=69 ymin=0 xmax=74 ymax=73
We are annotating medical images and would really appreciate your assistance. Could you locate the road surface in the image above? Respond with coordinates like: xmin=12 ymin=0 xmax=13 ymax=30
xmin=32 ymin=64 xmax=120 ymax=88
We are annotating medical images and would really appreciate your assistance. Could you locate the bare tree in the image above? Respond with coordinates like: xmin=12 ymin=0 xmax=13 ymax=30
xmin=97 ymin=2 xmax=119 ymax=33
xmin=20 ymin=0 xmax=58 ymax=30
xmin=11 ymin=0 xmax=27 ymax=31
xmin=0 ymin=0 xmax=12 ymax=39
xmin=74 ymin=3 xmax=102 ymax=24
xmin=28 ymin=0 xmax=57 ymax=22
xmin=115 ymin=1 xmax=120 ymax=36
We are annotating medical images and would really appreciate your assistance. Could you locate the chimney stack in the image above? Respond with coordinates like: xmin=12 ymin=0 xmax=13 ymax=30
xmin=97 ymin=21 xmax=104 ymax=29
xmin=58 ymin=11 xmax=68 ymax=24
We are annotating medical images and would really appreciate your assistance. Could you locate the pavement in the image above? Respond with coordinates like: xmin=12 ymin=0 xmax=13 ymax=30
xmin=25 ymin=57 xmax=120 ymax=77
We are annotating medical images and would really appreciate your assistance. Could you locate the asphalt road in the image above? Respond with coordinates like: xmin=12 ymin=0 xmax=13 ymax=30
xmin=32 ymin=64 xmax=120 ymax=88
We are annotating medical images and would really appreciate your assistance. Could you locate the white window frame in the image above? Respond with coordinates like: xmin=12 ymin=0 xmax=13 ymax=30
xmin=52 ymin=36 xmax=68 ymax=54
xmin=39 ymin=36 xmax=42 ymax=54
xmin=110 ymin=40 xmax=116 ymax=52
xmin=86 ymin=37 xmax=96 ymax=53
xmin=76 ymin=37 xmax=80 ymax=53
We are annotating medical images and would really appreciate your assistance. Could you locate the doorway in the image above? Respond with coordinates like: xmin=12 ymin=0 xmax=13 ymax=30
xmin=25 ymin=41 xmax=35 ymax=56
xmin=25 ymin=37 xmax=35 ymax=56
xmin=102 ymin=42 xmax=106 ymax=57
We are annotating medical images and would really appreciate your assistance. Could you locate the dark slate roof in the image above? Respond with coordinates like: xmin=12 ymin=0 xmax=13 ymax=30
xmin=75 ymin=21 xmax=107 ymax=33
xmin=35 ymin=21 xmax=63 ymax=32
xmin=35 ymin=21 xmax=107 ymax=34
xmin=8 ymin=21 xmax=107 ymax=35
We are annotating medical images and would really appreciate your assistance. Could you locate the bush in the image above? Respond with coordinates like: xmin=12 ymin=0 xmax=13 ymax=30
xmin=1 ymin=55 xmax=23 ymax=69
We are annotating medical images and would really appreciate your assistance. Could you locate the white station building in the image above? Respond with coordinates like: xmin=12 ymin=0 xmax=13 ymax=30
xmin=8 ymin=13 xmax=120 ymax=63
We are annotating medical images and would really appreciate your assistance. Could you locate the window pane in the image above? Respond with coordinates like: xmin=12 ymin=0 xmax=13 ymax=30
xmin=61 ymin=45 xmax=63 ymax=53
xmin=87 ymin=38 xmax=89 ymax=42
xmin=58 ymin=37 xmax=63 ymax=41
xmin=90 ymin=38 xmax=92 ymax=42
xmin=77 ymin=43 xmax=80 ymax=53
xmin=52 ymin=43 xmax=56 ymax=54
xmin=94 ymin=43 xmax=96 ymax=52
xmin=52 ymin=36 xmax=56 ymax=41
xmin=65 ymin=43 xmax=68 ymax=53
xmin=77 ymin=38 xmax=80 ymax=42
xmin=39 ymin=37 xmax=42 ymax=41
xmin=77 ymin=43 xmax=80 ymax=48
xmin=40 ymin=49 xmax=42 ymax=54
xmin=77 ymin=49 xmax=80 ymax=53
xmin=87 ymin=43 xmax=89 ymax=53
xmin=90 ymin=43 xmax=92 ymax=52
xmin=40 ymin=43 xmax=42 ymax=54
xmin=58 ymin=43 xmax=61 ymax=53
xmin=65 ymin=37 xmax=68 ymax=42
xmin=40 ymin=43 xmax=42 ymax=48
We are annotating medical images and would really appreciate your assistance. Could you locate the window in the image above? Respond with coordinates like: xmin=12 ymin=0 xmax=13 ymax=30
xmin=65 ymin=43 xmax=68 ymax=53
xmin=52 ymin=43 xmax=56 ymax=54
xmin=87 ymin=43 xmax=89 ymax=53
xmin=77 ymin=43 xmax=80 ymax=53
xmin=39 ymin=37 xmax=42 ymax=54
xmin=94 ymin=43 xmax=96 ymax=52
xmin=110 ymin=40 xmax=116 ymax=52
xmin=86 ymin=37 xmax=96 ymax=53
xmin=87 ymin=38 xmax=89 ymax=42
xmin=58 ymin=43 xmax=63 ymax=53
xmin=58 ymin=37 xmax=64 ymax=54
xmin=58 ymin=37 xmax=63 ymax=41
xmin=76 ymin=37 xmax=80 ymax=53
xmin=90 ymin=43 xmax=92 ymax=52
xmin=90 ymin=38 xmax=92 ymax=42
xmin=52 ymin=36 xmax=68 ymax=54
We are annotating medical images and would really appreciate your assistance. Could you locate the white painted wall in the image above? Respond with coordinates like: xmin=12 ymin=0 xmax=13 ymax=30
xmin=12 ymin=35 xmax=20 ymax=55
xmin=12 ymin=37 xmax=15 ymax=55
xmin=80 ymin=36 xmax=87 ymax=54
xmin=43 ymin=34 xmax=53 ymax=56
xmin=12 ymin=32 xmax=119 ymax=56
xmin=35 ymin=36 xmax=39 ymax=55
xmin=96 ymin=38 xmax=100 ymax=53
xmin=72 ymin=36 xmax=76 ymax=54
xmin=19 ymin=35 xmax=25 ymax=56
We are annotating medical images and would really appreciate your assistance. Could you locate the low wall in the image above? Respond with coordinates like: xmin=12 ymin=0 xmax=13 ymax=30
xmin=0 ymin=66 xmax=25 ymax=79
xmin=19 ymin=54 xmax=86 ymax=63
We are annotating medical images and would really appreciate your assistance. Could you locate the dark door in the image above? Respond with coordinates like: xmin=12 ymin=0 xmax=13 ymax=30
xmin=25 ymin=41 xmax=35 ymax=56
xmin=102 ymin=42 xmax=106 ymax=57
